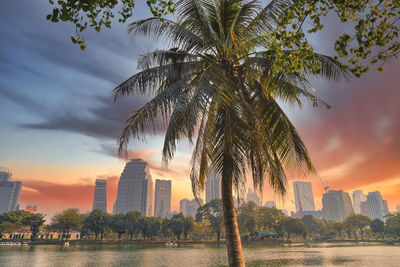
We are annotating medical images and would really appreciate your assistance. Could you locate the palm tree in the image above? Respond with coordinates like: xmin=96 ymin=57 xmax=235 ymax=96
xmin=113 ymin=1 xmax=350 ymax=266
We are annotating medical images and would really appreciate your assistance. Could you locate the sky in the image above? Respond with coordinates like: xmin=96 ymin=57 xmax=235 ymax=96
xmin=0 ymin=0 xmax=399 ymax=218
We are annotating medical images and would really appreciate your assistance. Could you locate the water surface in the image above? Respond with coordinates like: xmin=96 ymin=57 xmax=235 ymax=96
xmin=0 ymin=242 xmax=399 ymax=266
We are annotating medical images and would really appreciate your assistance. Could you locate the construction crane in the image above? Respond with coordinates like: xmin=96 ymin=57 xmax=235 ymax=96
xmin=316 ymin=173 xmax=329 ymax=193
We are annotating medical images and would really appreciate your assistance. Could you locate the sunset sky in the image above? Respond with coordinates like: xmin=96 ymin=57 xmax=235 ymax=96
xmin=0 ymin=1 xmax=399 ymax=218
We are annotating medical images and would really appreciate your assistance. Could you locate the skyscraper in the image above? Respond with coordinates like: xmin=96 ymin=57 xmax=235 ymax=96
xmin=113 ymin=159 xmax=154 ymax=216
xmin=0 ymin=171 xmax=22 ymax=214
xmin=397 ymin=205 xmax=400 ymax=212
xmin=179 ymin=198 xmax=190 ymax=215
xmin=92 ymin=179 xmax=107 ymax=212
xmin=179 ymin=198 xmax=203 ymax=217
xmin=154 ymin=179 xmax=171 ymax=218
xmin=352 ymin=190 xmax=367 ymax=214
xmin=206 ymin=170 xmax=221 ymax=203
xmin=264 ymin=201 xmax=276 ymax=208
xmin=246 ymin=188 xmax=262 ymax=206
xmin=322 ymin=189 xmax=354 ymax=221
xmin=293 ymin=181 xmax=315 ymax=212
xmin=366 ymin=191 xmax=388 ymax=220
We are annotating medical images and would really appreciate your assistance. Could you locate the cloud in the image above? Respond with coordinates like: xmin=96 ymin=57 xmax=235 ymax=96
xmin=19 ymin=175 xmax=119 ymax=217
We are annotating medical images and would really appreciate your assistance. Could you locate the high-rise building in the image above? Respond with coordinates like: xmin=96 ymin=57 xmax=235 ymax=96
xmin=93 ymin=179 xmax=107 ymax=212
xmin=322 ymin=189 xmax=354 ymax=221
xmin=264 ymin=201 xmax=276 ymax=208
xmin=154 ymin=179 xmax=171 ymax=218
xmin=397 ymin=205 xmax=400 ymax=212
xmin=179 ymin=198 xmax=190 ymax=215
xmin=179 ymin=198 xmax=203 ymax=217
xmin=113 ymin=159 xmax=153 ymax=216
xmin=246 ymin=188 xmax=262 ymax=206
xmin=293 ymin=181 xmax=315 ymax=212
xmin=352 ymin=190 xmax=367 ymax=214
xmin=366 ymin=191 xmax=388 ymax=220
xmin=360 ymin=201 xmax=369 ymax=216
xmin=0 ymin=171 xmax=22 ymax=214
xmin=206 ymin=170 xmax=221 ymax=203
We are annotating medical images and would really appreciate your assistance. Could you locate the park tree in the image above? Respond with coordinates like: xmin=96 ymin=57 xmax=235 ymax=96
xmin=344 ymin=214 xmax=372 ymax=240
xmin=385 ymin=212 xmax=400 ymax=237
xmin=110 ymin=213 xmax=128 ymax=240
xmin=139 ymin=216 xmax=161 ymax=240
xmin=52 ymin=209 xmax=85 ymax=238
xmin=126 ymin=211 xmax=141 ymax=240
xmin=161 ymin=217 xmax=172 ymax=239
xmin=169 ymin=213 xmax=185 ymax=240
xmin=183 ymin=216 xmax=195 ymax=240
xmin=370 ymin=219 xmax=385 ymax=239
xmin=237 ymin=202 xmax=259 ymax=237
xmin=332 ymin=221 xmax=344 ymax=239
xmin=280 ymin=217 xmax=307 ymax=240
xmin=196 ymin=199 xmax=224 ymax=242
xmin=84 ymin=210 xmax=110 ymax=240
xmin=22 ymin=213 xmax=46 ymax=240
xmin=257 ymin=207 xmax=285 ymax=231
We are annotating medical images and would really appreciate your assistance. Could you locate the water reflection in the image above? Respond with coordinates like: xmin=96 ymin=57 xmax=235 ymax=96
xmin=0 ymin=243 xmax=399 ymax=267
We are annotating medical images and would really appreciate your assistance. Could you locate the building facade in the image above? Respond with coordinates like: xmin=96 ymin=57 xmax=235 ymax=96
xmin=366 ymin=191 xmax=388 ymax=220
xmin=264 ymin=201 xmax=276 ymax=208
xmin=246 ymin=188 xmax=262 ymax=206
xmin=322 ymin=189 xmax=354 ymax=221
xmin=352 ymin=190 xmax=367 ymax=214
xmin=0 ymin=171 xmax=22 ymax=214
xmin=154 ymin=179 xmax=172 ymax=218
xmin=113 ymin=159 xmax=153 ymax=216
xmin=206 ymin=170 xmax=221 ymax=203
xmin=397 ymin=205 xmax=400 ymax=212
xmin=293 ymin=181 xmax=315 ymax=212
xmin=93 ymin=179 xmax=107 ymax=212
xmin=179 ymin=198 xmax=203 ymax=217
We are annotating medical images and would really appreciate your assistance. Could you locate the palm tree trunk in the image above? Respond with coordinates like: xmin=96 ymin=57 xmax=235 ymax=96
xmin=222 ymin=128 xmax=245 ymax=267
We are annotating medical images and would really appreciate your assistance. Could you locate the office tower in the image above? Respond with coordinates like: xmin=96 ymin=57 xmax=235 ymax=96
xmin=360 ymin=201 xmax=369 ymax=216
xmin=382 ymin=200 xmax=389 ymax=215
xmin=154 ymin=179 xmax=172 ymax=218
xmin=366 ymin=191 xmax=388 ymax=220
xmin=246 ymin=188 xmax=262 ymax=206
xmin=293 ymin=181 xmax=316 ymax=212
xmin=352 ymin=190 xmax=367 ymax=214
xmin=264 ymin=201 xmax=276 ymax=208
xmin=113 ymin=159 xmax=154 ymax=216
xmin=92 ymin=179 xmax=107 ymax=212
xmin=322 ymin=189 xmax=354 ymax=221
xmin=179 ymin=198 xmax=190 ymax=216
xmin=0 ymin=171 xmax=22 ymax=214
xmin=179 ymin=198 xmax=203 ymax=217
xmin=397 ymin=205 xmax=400 ymax=212
xmin=206 ymin=170 xmax=221 ymax=203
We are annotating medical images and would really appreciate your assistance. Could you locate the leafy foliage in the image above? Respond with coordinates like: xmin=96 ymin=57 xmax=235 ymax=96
xmin=84 ymin=210 xmax=110 ymax=240
xmin=343 ymin=214 xmax=372 ymax=240
xmin=51 ymin=208 xmax=85 ymax=235
xmin=196 ymin=199 xmax=224 ymax=241
xmin=22 ymin=213 xmax=46 ymax=240
xmin=46 ymin=0 xmax=175 ymax=50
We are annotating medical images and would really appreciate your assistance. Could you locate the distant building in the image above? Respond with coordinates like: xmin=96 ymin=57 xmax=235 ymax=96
xmin=16 ymin=204 xmax=38 ymax=212
xmin=0 ymin=171 xmax=22 ymax=214
xmin=352 ymin=190 xmax=367 ymax=214
xmin=360 ymin=201 xmax=369 ymax=217
xmin=166 ymin=211 xmax=177 ymax=219
xmin=246 ymin=188 xmax=262 ymax=206
xmin=397 ymin=205 xmax=400 ymax=212
xmin=264 ymin=201 xmax=276 ymax=208
xmin=322 ymin=189 xmax=354 ymax=221
xmin=93 ymin=179 xmax=107 ymax=212
xmin=293 ymin=181 xmax=315 ymax=212
xmin=179 ymin=198 xmax=203 ymax=217
xmin=366 ymin=191 xmax=388 ymax=220
xmin=154 ymin=179 xmax=171 ymax=218
xmin=233 ymin=197 xmax=245 ymax=209
xmin=206 ymin=170 xmax=221 ymax=203
xmin=179 ymin=199 xmax=190 ymax=216
xmin=113 ymin=159 xmax=153 ymax=216
xmin=281 ymin=209 xmax=289 ymax=216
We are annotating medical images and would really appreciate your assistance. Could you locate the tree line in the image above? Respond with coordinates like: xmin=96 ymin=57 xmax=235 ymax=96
xmin=1 ymin=201 xmax=399 ymax=241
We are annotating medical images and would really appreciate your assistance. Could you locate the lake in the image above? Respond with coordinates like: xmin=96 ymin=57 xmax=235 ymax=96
xmin=0 ymin=242 xmax=399 ymax=267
